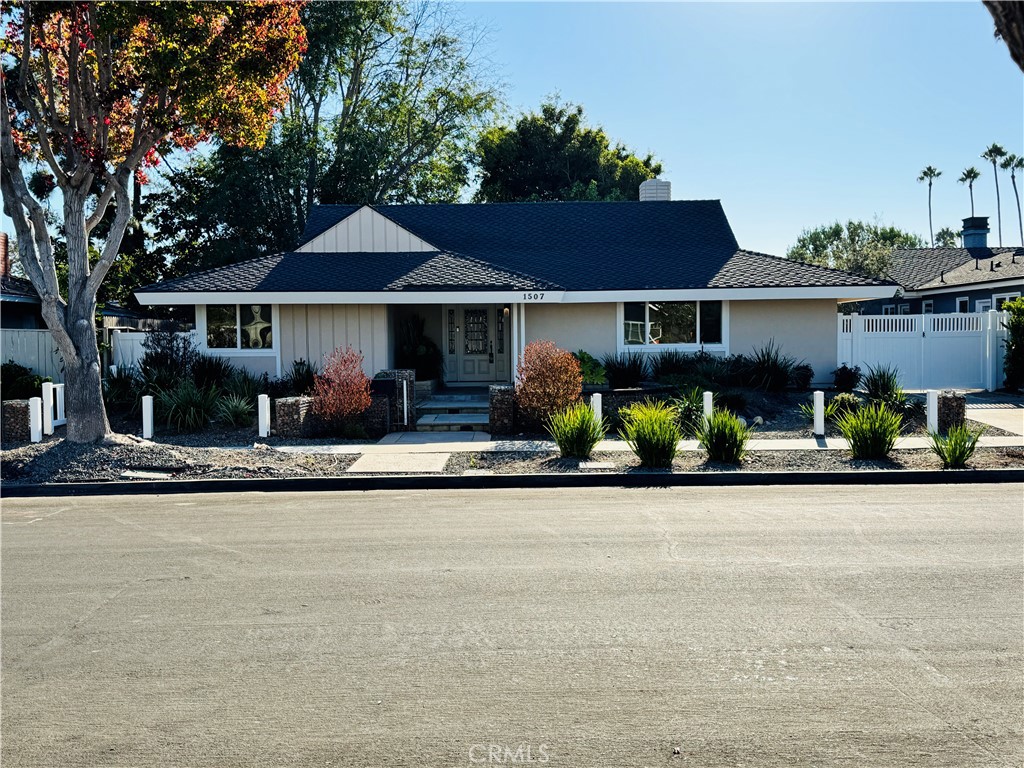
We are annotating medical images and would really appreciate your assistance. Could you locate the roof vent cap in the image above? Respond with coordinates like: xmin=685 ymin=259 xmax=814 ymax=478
xmin=639 ymin=179 xmax=671 ymax=202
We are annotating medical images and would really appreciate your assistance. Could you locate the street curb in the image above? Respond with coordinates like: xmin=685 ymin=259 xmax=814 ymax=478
xmin=3 ymin=467 xmax=1023 ymax=498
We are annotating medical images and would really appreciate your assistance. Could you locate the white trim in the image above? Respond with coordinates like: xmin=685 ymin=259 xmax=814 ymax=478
xmin=137 ymin=285 xmax=889 ymax=307
xmin=955 ymin=297 xmax=970 ymax=313
xmin=882 ymin=305 xmax=896 ymax=315
xmin=922 ymin=300 xmax=934 ymax=314
xmin=898 ymin=304 xmax=911 ymax=315
xmin=614 ymin=300 xmax=730 ymax=355
xmin=993 ymin=291 xmax=1021 ymax=310
xmin=975 ymin=299 xmax=992 ymax=312
xmin=903 ymin=277 xmax=1024 ymax=297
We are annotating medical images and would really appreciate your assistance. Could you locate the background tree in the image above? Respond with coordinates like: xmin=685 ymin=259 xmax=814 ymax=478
xmin=786 ymin=220 xmax=924 ymax=278
xmin=982 ymin=143 xmax=1007 ymax=245
xmin=1000 ymin=152 xmax=1024 ymax=245
xmin=917 ymin=166 xmax=941 ymax=246
xmin=935 ymin=227 xmax=960 ymax=247
xmin=150 ymin=0 xmax=498 ymax=277
xmin=474 ymin=100 xmax=661 ymax=203
xmin=958 ymin=166 xmax=981 ymax=216
xmin=0 ymin=1 xmax=305 ymax=443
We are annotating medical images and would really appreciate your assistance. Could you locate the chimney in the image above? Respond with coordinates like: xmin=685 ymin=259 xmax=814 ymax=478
xmin=961 ymin=216 xmax=989 ymax=248
xmin=0 ymin=232 xmax=9 ymax=279
xmin=639 ymin=178 xmax=671 ymax=202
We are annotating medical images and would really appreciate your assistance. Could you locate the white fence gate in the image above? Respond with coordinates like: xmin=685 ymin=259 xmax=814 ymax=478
xmin=0 ymin=329 xmax=64 ymax=382
xmin=838 ymin=311 xmax=1008 ymax=390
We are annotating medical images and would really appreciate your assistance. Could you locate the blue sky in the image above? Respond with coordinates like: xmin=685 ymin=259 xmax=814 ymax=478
xmin=460 ymin=1 xmax=1024 ymax=254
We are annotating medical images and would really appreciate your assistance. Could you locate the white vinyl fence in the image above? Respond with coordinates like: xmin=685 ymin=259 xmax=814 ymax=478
xmin=838 ymin=311 xmax=1008 ymax=391
xmin=0 ymin=329 xmax=64 ymax=382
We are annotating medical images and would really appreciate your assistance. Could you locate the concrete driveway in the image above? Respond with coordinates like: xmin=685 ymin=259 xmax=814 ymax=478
xmin=2 ymin=486 xmax=1022 ymax=767
xmin=966 ymin=394 xmax=1024 ymax=435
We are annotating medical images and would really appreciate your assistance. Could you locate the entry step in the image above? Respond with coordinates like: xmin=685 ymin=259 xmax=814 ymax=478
xmin=416 ymin=413 xmax=489 ymax=432
xmin=418 ymin=397 xmax=489 ymax=414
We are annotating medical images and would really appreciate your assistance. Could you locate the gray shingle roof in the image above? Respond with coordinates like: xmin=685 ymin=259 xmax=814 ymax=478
xmin=141 ymin=200 xmax=893 ymax=295
xmin=0 ymin=274 xmax=41 ymax=302
xmin=915 ymin=249 xmax=1024 ymax=290
xmin=887 ymin=247 xmax=1023 ymax=289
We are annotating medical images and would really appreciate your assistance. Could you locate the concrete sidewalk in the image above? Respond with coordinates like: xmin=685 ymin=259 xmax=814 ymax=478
xmin=273 ymin=432 xmax=1024 ymax=456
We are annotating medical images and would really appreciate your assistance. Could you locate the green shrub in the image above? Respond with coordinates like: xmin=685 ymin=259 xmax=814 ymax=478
xmin=748 ymin=340 xmax=800 ymax=392
xmin=1002 ymin=296 xmax=1024 ymax=390
xmin=224 ymin=369 xmax=267 ymax=402
xmin=863 ymin=364 xmax=906 ymax=409
xmin=157 ymin=380 xmax=219 ymax=433
xmin=903 ymin=396 xmax=926 ymax=421
xmin=650 ymin=349 xmax=692 ymax=380
xmin=191 ymin=354 xmax=236 ymax=390
xmin=832 ymin=364 xmax=862 ymax=392
xmin=1 ymin=360 xmax=51 ymax=400
xmin=140 ymin=329 xmax=198 ymax=373
xmin=697 ymin=408 xmax=752 ymax=464
xmin=546 ymin=401 xmax=607 ymax=458
xmin=836 ymin=403 xmax=903 ymax=459
xmin=620 ymin=400 xmax=681 ymax=468
xmin=716 ymin=390 xmax=747 ymax=415
xmin=103 ymin=365 xmax=141 ymax=410
xmin=798 ymin=397 xmax=840 ymax=423
xmin=602 ymin=351 xmax=649 ymax=389
xmin=929 ymin=425 xmax=985 ymax=469
xmin=215 ymin=394 xmax=255 ymax=427
xmin=574 ymin=350 xmax=607 ymax=386
xmin=830 ymin=392 xmax=862 ymax=418
xmin=789 ymin=363 xmax=814 ymax=391
xmin=672 ymin=386 xmax=706 ymax=437
xmin=283 ymin=358 xmax=319 ymax=396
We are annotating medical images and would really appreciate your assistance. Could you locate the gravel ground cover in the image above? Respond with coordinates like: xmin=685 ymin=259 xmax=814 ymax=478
xmin=444 ymin=447 xmax=1024 ymax=475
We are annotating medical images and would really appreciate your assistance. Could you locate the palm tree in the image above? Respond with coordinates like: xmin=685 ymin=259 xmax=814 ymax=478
xmin=917 ymin=166 xmax=942 ymax=246
xmin=958 ymin=167 xmax=981 ymax=216
xmin=982 ymin=143 xmax=1007 ymax=245
xmin=1001 ymin=153 xmax=1024 ymax=246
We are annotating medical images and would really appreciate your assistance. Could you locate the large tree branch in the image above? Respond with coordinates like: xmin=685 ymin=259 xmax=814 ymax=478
xmin=984 ymin=1 xmax=1024 ymax=72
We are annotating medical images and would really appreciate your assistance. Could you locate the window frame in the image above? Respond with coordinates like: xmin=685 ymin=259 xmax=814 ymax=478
xmin=955 ymin=297 xmax=969 ymax=313
xmin=921 ymin=300 xmax=934 ymax=314
xmin=616 ymin=300 xmax=729 ymax=353
xmin=993 ymin=292 xmax=1021 ymax=311
xmin=898 ymin=304 xmax=911 ymax=315
xmin=882 ymin=304 xmax=896 ymax=316
xmin=975 ymin=299 xmax=992 ymax=313
xmin=198 ymin=304 xmax=279 ymax=356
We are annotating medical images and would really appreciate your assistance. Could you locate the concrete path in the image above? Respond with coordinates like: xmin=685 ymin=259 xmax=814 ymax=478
xmin=965 ymin=397 xmax=1024 ymax=435
xmin=3 ymin=486 xmax=1020 ymax=767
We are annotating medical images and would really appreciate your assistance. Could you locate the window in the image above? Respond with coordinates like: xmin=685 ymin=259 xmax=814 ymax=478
xmin=994 ymin=293 xmax=1021 ymax=310
xmin=976 ymin=299 xmax=992 ymax=312
xmin=922 ymin=300 xmax=934 ymax=314
xmin=898 ymin=304 xmax=910 ymax=315
xmin=955 ymin=297 xmax=969 ymax=313
xmin=206 ymin=304 xmax=273 ymax=350
xmin=882 ymin=305 xmax=896 ymax=315
xmin=622 ymin=301 xmax=723 ymax=346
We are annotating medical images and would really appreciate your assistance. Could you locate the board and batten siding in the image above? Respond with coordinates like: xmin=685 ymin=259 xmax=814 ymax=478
xmin=729 ymin=299 xmax=837 ymax=385
xmin=278 ymin=304 xmax=389 ymax=375
xmin=297 ymin=206 xmax=435 ymax=253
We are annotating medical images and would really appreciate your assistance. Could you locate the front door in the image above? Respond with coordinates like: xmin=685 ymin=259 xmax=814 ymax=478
xmin=457 ymin=305 xmax=494 ymax=381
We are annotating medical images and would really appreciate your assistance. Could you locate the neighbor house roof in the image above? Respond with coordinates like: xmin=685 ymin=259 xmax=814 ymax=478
xmin=914 ymin=249 xmax=1024 ymax=291
xmin=0 ymin=274 xmax=41 ymax=304
xmin=140 ymin=200 xmax=891 ymax=300
xmin=886 ymin=247 xmax=1023 ymax=290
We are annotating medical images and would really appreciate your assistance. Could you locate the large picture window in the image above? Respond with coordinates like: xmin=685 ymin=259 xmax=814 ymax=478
xmin=622 ymin=301 xmax=723 ymax=346
xmin=206 ymin=304 xmax=273 ymax=350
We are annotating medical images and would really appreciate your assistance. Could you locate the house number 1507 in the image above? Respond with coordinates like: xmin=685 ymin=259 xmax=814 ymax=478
xmin=522 ymin=293 xmax=545 ymax=301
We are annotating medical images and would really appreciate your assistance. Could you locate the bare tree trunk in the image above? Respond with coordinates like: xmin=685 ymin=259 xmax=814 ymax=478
xmin=1011 ymin=174 xmax=1023 ymax=246
xmin=985 ymin=1 xmax=1024 ymax=73
xmin=992 ymin=160 xmax=1003 ymax=246
xmin=63 ymin=311 xmax=111 ymax=442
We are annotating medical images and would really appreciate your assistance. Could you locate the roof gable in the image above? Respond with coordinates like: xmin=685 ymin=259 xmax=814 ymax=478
xmin=297 ymin=205 xmax=437 ymax=253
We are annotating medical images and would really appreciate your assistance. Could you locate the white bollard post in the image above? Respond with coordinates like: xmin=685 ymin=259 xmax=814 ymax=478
xmin=55 ymin=383 xmax=65 ymax=424
xmin=142 ymin=395 xmax=154 ymax=439
xmin=258 ymin=394 xmax=271 ymax=438
xmin=703 ymin=391 xmax=714 ymax=421
xmin=813 ymin=390 xmax=825 ymax=437
xmin=591 ymin=392 xmax=602 ymax=422
xmin=41 ymin=381 xmax=54 ymax=435
xmin=29 ymin=397 xmax=43 ymax=443
xmin=926 ymin=390 xmax=938 ymax=433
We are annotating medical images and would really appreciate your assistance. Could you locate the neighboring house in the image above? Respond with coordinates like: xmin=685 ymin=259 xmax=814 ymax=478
xmin=1 ymin=233 xmax=45 ymax=330
xmin=858 ymin=217 xmax=1023 ymax=315
xmin=135 ymin=181 xmax=893 ymax=386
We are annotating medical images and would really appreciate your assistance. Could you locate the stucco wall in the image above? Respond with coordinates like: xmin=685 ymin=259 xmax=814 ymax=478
xmin=525 ymin=303 xmax=618 ymax=358
xmin=278 ymin=304 xmax=389 ymax=375
xmin=729 ymin=299 xmax=837 ymax=384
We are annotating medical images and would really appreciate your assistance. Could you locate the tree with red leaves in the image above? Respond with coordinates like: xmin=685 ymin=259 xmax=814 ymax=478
xmin=0 ymin=1 xmax=305 ymax=442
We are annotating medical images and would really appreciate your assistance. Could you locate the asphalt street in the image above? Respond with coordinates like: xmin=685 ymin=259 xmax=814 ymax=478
xmin=2 ymin=485 xmax=1022 ymax=767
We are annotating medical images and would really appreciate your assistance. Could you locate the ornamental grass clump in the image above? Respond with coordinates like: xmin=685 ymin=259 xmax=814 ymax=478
xmin=747 ymin=339 xmax=799 ymax=392
xmin=671 ymin=386 xmax=706 ymax=437
xmin=929 ymin=425 xmax=985 ymax=469
xmin=836 ymin=402 xmax=903 ymax=460
xmin=215 ymin=394 xmax=255 ymax=428
xmin=516 ymin=340 xmax=583 ymax=425
xmin=620 ymin=400 xmax=681 ymax=468
xmin=697 ymin=408 xmax=752 ymax=464
xmin=601 ymin=351 xmax=649 ymax=389
xmin=863 ymin=364 xmax=906 ymax=410
xmin=546 ymin=401 xmax=607 ymax=459
xmin=157 ymin=380 xmax=219 ymax=433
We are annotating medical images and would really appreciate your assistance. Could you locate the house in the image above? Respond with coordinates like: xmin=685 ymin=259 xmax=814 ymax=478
xmin=134 ymin=181 xmax=893 ymax=386
xmin=857 ymin=217 xmax=1023 ymax=315
xmin=1 ymin=233 xmax=45 ymax=330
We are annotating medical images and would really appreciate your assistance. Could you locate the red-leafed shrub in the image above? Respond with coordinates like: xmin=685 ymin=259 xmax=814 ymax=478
xmin=515 ymin=340 xmax=583 ymax=425
xmin=312 ymin=346 xmax=372 ymax=428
